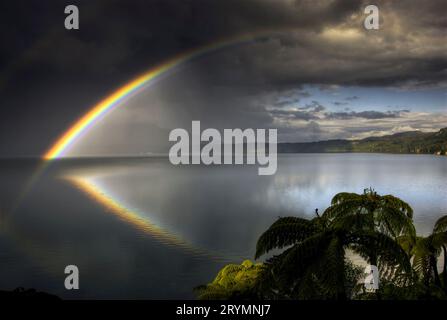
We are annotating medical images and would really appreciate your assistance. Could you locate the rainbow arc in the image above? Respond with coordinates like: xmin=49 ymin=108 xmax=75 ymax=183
xmin=43 ymin=34 xmax=257 ymax=159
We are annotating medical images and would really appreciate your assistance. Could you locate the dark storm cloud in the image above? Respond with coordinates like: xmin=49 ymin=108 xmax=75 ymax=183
xmin=304 ymin=101 xmax=326 ymax=112
xmin=333 ymin=101 xmax=349 ymax=106
xmin=269 ymin=109 xmax=320 ymax=121
xmin=271 ymin=89 xmax=311 ymax=107
xmin=4 ymin=0 xmax=445 ymax=92
xmin=273 ymin=99 xmax=301 ymax=108
xmin=0 ymin=0 xmax=363 ymax=83
xmin=325 ymin=110 xmax=409 ymax=120
xmin=269 ymin=104 xmax=409 ymax=122
xmin=268 ymin=100 xmax=326 ymax=122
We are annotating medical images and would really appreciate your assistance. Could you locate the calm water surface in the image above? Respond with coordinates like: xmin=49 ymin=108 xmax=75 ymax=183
xmin=0 ymin=154 xmax=445 ymax=298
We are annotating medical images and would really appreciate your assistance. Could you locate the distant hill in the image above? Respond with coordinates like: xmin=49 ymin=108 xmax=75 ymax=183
xmin=278 ymin=128 xmax=447 ymax=155
xmin=0 ymin=287 xmax=60 ymax=300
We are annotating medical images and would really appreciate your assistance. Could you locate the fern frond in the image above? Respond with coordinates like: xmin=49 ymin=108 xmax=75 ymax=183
xmin=255 ymin=217 xmax=320 ymax=259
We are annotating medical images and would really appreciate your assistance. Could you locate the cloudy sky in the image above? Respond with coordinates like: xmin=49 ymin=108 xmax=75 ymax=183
xmin=0 ymin=0 xmax=446 ymax=156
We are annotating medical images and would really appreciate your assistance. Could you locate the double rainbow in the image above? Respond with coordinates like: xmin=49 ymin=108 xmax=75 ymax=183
xmin=43 ymin=34 xmax=256 ymax=159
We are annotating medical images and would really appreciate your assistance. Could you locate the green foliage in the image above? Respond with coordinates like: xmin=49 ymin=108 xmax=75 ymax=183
xmin=255 ymin=216 xmax=323 ymax=259
xmin=357 ymin=280 xmax=447 ymax=300
xmin=195 ymin=260 xmax=266 ymax=300
xmin=196 ymin=190 xmax=447 ymax=300
xmin=409 ymin=215 xmax=447 ymax=290
xmin=255 ymin=189 xmax=413 ymax=299
xmin=278 ymin=127 xmax=447 ymax=155
xmin=323 ymin=188 xmax=415 ymax=240
xmin=434 ymin=215 xmax=447 ymax=233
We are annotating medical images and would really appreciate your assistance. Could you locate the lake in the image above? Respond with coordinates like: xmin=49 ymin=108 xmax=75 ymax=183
xmin=0 ymin=154 xmax=446 ymax=298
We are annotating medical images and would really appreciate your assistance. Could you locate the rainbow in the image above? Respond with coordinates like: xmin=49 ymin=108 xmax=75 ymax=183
xmin=43 ymin=34 xmax=257 ymax=159
xmin=66 ymin=175 xmax=212 ymax=256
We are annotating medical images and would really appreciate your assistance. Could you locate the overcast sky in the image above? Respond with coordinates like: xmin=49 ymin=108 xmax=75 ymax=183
xmin=0 ymin=0 xmax=446 ymax=156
